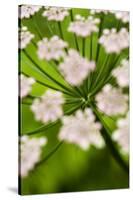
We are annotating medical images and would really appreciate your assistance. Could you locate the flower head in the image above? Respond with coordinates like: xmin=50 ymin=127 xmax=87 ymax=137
xmin=42 ymin=7 xmax=69 ymax=21
xmin=20 ymin=74 xmax=35 ymax=98
xmin=99 ymin=28 xmax=129 ymax=54
xmin=59 ymin=49 xmax=95 ymax=86
xmin=68 ymin=15 xmax=100 ymax=37
xmin=20 ymin=136 xmax=47 ymax=177
xmin=58 ymin=108 xmax=104 ymax=150
xmin=37 ymin=36 xmax=68 ymax=61
xmin=112 ymin=112 xmax=129 ymax=154
xmin=112 ymin=59 xmax=129 ymax=87
xmin=111 ymin=11 xmax=129 ymax=23
xmin=19 ymin=26 xmax=34 ymax=49
xmin=90 ymin=9 xmax=110 ymax=15
xmin=20 ymin=5 xmax=42 ymax=19
xmin=96 ymin=84 xmax=128 ymax=116
xmin=31 ymin=90 xmax=65 ymax=123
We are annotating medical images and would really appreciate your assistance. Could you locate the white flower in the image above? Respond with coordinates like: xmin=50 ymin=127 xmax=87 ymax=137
xmin=37 ymin=36 xmax=68 ymax=61
xmin=31 ymin=90 xmax=65 ymax=123
xmin=20 ymin=74 xmax=35 ymax=98
xmin=19 ymin=26 xmax=34 ymax=49
xmin=68 ymin=15 xmax=100 ymax=37
xmin=111 ymin=11 xmax=129 ymax=23
xmin=99 ymin=28 xmax=129 ymax=54
xmin=42 ymin=7 xmax=69 ymax=21
xmin=112 ymin=112 xmax=129 ymax=154
xmin=20 ymin=5 xmax=42 ymax=19
xmin=90 ymin=9 xmax=110 ymax=15
xmin=20 ymin=136 xmax=47 ymax=177
xmin=96 ymin=84 xmax=128 ymax=116
xmin=58 ymin=108 xmax=104 ymax=150
xmin=112 ymin=59 xmax=129 ymax=87
xmin=59 ymin=49 xmax=95 ymax=86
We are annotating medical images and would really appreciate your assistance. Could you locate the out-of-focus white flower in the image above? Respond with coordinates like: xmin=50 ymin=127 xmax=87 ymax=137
xmin=112 ymin=59 xmax=129 ymax=87
xmin=90 ymin=9 xmax=110 ymax=14
xmin=37 ymin=36 xmax=68 ymax=61
xmin=112 ymin=112 xmax=129 ymax=154
xmin=20 ymin=5 xmax=42 ymax=19
xmin=58 ymin=108 xmax=104 ymax=150
xmin=19 ymin=26 xmax=34 ymax=49
xmin=96 ymin=84 xmax=128 ymax=116
xmin=20 ymin=74 xmax=35 ymax=98
xmin=20 ymin=136 xmax=47 ymax=177
xmin=99 ymin=28 xmax=129 ymax=54
xmin=68 ymin=15 xmax=100 ymax=37
xmin=111 ymin=11 xmax=129 ymax=23
xmin=31 ymin=90 xmax=65 ymax=123
xmin=59 ymin=49 xmax=95 ymax=86
xmin=42 ymin=7 xmax=70 ymax=21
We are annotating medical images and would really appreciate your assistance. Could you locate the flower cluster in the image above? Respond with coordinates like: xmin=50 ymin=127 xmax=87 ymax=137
xmin=59 ymin=108 xmax=104 ymax=150
xmin=20 ymin=5 xmax=42 ymax=19
xmin=112 ymin=112 xmax=129 ymax=154
xmin=111 ymin=11 xmax=129 ymax=23
xmin=19 ymin=26 xmax=34 ymax=49
xmin=90 ymin=9 xmax=110 ymax=15
xmin=59 ymin=49 xmax=95 ymax=86
xmin=37 ymin=36 xmax=68 ymax=61
xmin=20 ymin=74 xmax=35 ymax=98
xmin=96 ymin=84 xmax=128 ymax=116
xmin=112 ymin=59 xmax=129 ymax=87
xmin=42 ymin=7 xmax=70 ymax=21
xmin=99 ymin=28 xmax=129 ymax=54
xmin=31 ymin=90 xmax=65 ymax=123
xmin=20 ymin=136 xmax=47 ymax=177
xmin=68 ymin=15 xmax=100 ymax=37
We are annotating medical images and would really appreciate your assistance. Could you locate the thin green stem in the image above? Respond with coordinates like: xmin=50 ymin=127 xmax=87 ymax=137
xmin=91 ymin=104 xmax=129 ymax=174
xmin=22 ymin=49 xmax=78 ymax=98
xmin=58 ymin=21 xmax=64 ymax=39
xmin=82 ymin=37 xmax=85 ymax=57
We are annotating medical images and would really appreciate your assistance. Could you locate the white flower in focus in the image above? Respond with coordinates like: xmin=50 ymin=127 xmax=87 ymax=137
xmin=68 ymin=15 xmax=100 ymax=37
xmin=90 ymin=9 xmax=109 ymax=14
xmin=19 ymin=26 xmax=34 ymax=49
xmin=111 ymin=11 xmax=129 ymax=23
xmin=96 ymin=84 xmax=128 ymax=116
xmin=20 ymin=136 xmax=47 ymax=177
xmin=58 ymin=108 xmax=104 ymax=150
xmin=99 ymin=28 xmax=129 ymax=53
xmin=20 ymin=74 xmax=35 ymax=98
xmin=20 ymin=5 xmax=42 ymax=19
xmin=112 ymin=112 xmax=129 ymax=154
xmin=31 ymin=90 xmax=65 ymax=123
xmin=37 ymin=36 xmax=68 ymax=61
xmin=59 ymin=49 xmax=95 ymax=86
xmin=42 ymin=7 xmax=69 ymax=21
xmin=112 ymin=59 xmax=129 ymax=87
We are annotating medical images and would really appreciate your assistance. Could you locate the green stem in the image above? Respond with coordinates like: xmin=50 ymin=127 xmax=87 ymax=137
xmin=22 ymin=49 xmax=77 ymax=98
xmin=91 ymin=104 xmax=129 ymax=174
xmin=82 ymin=37 xmax=85 ymax=57
xmin=58 ymin=21 xmax=64 ymax=39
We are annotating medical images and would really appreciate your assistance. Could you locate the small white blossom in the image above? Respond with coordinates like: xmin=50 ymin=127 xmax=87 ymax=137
xmin=42 ymin=7 xmax=69 ymax=21
xmin=58 ymin=108 xmax=104 ymax=150
xmin=20 ymin=136 xmax=47 ymax=177
xmin=19 ymin=26 xmax=34 ymax=49
xmin=20 ymin=5 xmax=42 ymax=19
xmin=96 ymin=84 xmax=128 ymax=116
xmin=112 ymin=112 xmax=129 ymax=154
xmin=37 ymin=36 xmax=68 ymax=61
xmin=59 ymin=49 xmax=95 ymax=86
xmin=111 ymin=11 xmax=129 ymax=23
xmin=90 ymin=9 xmax=110 ymax=15
xmin=68 ymin=15 xmax=100 ymax=37
xmin=20 ymin=74 xmax=35 ymax=98
xmin=31 ymin=90 xmax=65 ymax=123
xmin=112 ymin=59 xmax=129 ymax=87
xmin=99 ymin=28 xmax=129 ymax=54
